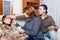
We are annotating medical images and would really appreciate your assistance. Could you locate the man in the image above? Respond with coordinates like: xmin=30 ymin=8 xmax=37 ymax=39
xmin=37 ymin=4 xmax=58 ymax=40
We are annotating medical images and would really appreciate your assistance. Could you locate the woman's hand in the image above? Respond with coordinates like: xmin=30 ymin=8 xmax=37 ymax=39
xmin=17 ymin=27 xmax=25 ymax=33
xmin=8 ymin=15 xmax=16 ymax=20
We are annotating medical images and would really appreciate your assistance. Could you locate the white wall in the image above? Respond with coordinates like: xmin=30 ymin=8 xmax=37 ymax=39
xmin=40 ymin=0 xmax=60 ymax=28
xmin=13 ymin=0 xmax=23 ymax=15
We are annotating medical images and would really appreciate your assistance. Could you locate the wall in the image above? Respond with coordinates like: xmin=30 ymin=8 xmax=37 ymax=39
xmin=40 ymin=0 xmax=60 ymax=28
xmin=13 ymin=0 xmax=40 ymax=16
xmin=13 ymin=0 xmax=23 ymax=15
xmin=0 ymin=0 xmax=3 ymax=15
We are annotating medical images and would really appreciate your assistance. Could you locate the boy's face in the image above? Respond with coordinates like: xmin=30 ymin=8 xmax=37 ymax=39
xmin=3 ymin=15 xmax=11 ymax=24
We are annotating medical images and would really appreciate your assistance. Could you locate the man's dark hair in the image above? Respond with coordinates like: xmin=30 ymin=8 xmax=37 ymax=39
xmin=40 ymin=4 xmax=48 ymax=14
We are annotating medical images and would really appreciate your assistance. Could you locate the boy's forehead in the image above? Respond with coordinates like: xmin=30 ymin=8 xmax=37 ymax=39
xmin=6 ymin=15 xmax=10 ymax=17
xmin=6 ymin=15 xmax=11 ymax=18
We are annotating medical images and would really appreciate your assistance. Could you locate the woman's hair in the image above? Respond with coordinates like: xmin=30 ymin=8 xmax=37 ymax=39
xmin=23 ymin=6 xmax=36 ymax=17
xmin=23 ymin=7 xmax=29 ymax=13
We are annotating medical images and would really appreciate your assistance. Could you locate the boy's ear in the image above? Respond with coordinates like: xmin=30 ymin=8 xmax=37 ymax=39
xmin=3 ymin=20 xmax=5 ymax=23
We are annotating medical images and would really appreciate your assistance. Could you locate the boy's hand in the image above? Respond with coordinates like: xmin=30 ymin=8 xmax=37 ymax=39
xmin=17 ymin=27 xmax=25 ymax=33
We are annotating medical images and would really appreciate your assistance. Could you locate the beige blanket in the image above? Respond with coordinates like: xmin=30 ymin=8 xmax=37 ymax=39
xmin=0 ymin=24 xmax=28 ymax=40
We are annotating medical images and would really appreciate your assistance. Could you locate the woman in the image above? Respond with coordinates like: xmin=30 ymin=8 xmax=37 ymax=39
xmin=19 ymin=7 xmax=44 ymax=40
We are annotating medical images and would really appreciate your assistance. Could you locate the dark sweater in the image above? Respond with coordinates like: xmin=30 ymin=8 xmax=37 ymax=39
xmin=22 ymin=16 xmax=44 ymax=39
xmin=37 ymin=15 xmax=58 ymax=34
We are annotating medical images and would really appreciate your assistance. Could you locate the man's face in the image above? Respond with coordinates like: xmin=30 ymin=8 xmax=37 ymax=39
xmin=4 ymin=15 xmax=11 ymax=24
xmin=39 ymin=6 xmax=46 ymax=15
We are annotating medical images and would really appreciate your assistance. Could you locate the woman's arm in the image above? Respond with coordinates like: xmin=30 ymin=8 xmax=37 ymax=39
xmin=24 ymin=18 xmax=41 ymax=36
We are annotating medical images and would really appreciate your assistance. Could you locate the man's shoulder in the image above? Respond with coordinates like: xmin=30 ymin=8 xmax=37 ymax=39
xmin=47 ymin=15 xmax=54 ymax=21
xmin=47 ymin=15 xmax=53 ymax=19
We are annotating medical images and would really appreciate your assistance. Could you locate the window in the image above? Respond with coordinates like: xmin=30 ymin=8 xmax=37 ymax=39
xmin=2 ymin=0 xmax=14 ymax=15
xmin=4 ymin=1 xmax=10 ymax=15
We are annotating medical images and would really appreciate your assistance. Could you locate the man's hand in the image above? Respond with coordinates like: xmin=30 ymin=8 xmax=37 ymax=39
xmin=48 ymin=26 xmax=56 ymax=30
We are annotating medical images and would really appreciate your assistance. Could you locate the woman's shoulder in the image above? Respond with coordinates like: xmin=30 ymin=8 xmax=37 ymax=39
xmin=33 ymin=16 xmax=40 ymax=22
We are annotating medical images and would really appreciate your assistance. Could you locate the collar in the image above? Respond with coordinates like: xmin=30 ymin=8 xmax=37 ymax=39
xmin=2 ymin=22 xmax=11 ymax=26
xmin=41 ymin=15 xmax=48 ymax=20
